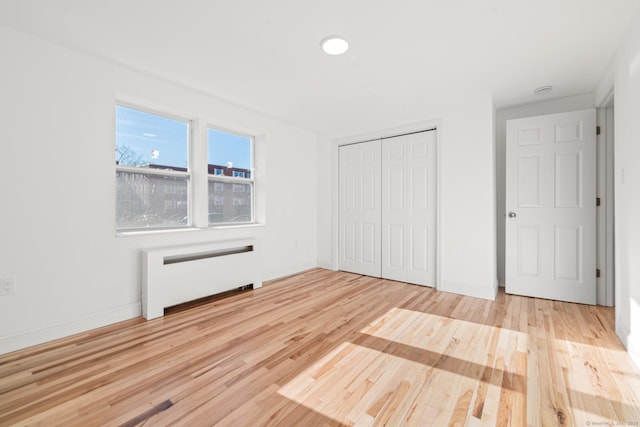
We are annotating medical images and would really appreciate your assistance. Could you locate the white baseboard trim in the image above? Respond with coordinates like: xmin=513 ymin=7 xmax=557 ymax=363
xmin=263 ymin=262 xmax=320 ymax=284
xmin=0 ymin=302 xmax=141 ymax=356
xmin=316 ymin=260 xmax=336 ymax=270
xmin=628 ymin=334 xmax=640 ymax=371
xmin=616 ymin=321 xmax=629 ymax=348
xmin=440 ymin=279 xmax=498 ymax=301
xmin=617 ymin=322 xmax=640 ymax=371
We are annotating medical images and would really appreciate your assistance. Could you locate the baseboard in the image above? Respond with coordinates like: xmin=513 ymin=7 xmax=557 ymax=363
xmin=316 ymin=260 xmax=336 ymax=270
xmin=263 ymin=262 xmax=320 ymax=283
xmin=628 ymin=333 xmax=640 ymax=371
xmin=0 ymin=302 xmax=141 ymax=356
xmin=440 ymin=279 xmax=498 ymax=301
xmin=617 ymin=319 xmax=640 ymax=371
xmin=616 ymin=321 xmax=629 ymax=348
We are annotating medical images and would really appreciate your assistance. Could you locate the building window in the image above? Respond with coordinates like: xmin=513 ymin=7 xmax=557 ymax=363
xmin=207 ymin=128 xmax=254 ymax=224
xmin=115 ymin=105 xmax=190 ymax=230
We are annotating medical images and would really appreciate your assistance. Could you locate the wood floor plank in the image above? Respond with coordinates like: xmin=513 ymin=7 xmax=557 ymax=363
xmin=1 ymin=268 xmax=639 ymax=426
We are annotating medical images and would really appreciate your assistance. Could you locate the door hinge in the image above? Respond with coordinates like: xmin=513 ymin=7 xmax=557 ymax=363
xmin=596 ymin=269 xmax=601 ymax=278
xmin=596 ymin=126 xmax=601 ymax=135
xmin=596 ymin=197 xmax=601 ymax=207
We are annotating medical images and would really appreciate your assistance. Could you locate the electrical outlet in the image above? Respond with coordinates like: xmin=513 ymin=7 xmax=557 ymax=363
xmin=0 ymin=277 xmax=16 ymax=296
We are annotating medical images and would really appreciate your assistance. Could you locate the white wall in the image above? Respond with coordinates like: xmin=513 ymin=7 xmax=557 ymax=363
xmin=605 ymin=7 xmax=640 ymax=369
xmin=495 ymin=94 xmax=595 ymax=284
xmin=0 ymin=25 xmax=318 ymax=354
xmin=439 ymin=96 xmax=497 ymax=299
xmin=317 ymin=94 xmax=498 ymax=301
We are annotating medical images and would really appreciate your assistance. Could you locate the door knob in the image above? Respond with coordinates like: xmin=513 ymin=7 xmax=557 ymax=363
xmin=508 ymin=212 xmax=517 ymax=218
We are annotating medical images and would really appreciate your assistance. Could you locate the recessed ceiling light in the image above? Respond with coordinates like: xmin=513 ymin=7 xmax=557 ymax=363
xmin=534 ymin=85 xmax=553 ymax=95
xmin=321 ymin=36 xmax=349 ymax=55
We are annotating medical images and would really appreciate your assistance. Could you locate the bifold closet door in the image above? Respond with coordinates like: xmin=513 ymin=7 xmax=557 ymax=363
xmin=338 ymin=140 xmax=382 ymax=277
xmin=382 ymin=131 xmax=436 ymax=286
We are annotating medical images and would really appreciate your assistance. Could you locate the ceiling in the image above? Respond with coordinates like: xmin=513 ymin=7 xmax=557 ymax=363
xmin=1 ymin=0 xmax=638 ymax=137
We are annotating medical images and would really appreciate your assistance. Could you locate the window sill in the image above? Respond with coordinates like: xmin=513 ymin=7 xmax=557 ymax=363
xmin=116 ymin=227 xmax=199 ymax=237
xmin=116 ymin=223 xmax=265 ymax=237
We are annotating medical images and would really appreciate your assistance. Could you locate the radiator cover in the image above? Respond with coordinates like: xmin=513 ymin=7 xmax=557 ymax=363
xmin=141 ymin=238 xmax=261 ymax=319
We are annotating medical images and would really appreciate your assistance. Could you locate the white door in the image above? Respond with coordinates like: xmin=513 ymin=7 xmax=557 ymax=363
xmin=506 ymin=109 xmax=596 ymax=304
xmin=382 ymin=131 xmax=436 ymax=286
xmin=338 ymin=140 xmax=382 ymax=277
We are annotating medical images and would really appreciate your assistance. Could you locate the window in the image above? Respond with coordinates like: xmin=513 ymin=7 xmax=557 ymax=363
xmin=115 ymin=101 xmax=258 ymax=232
xmin=207 ymin=128 xmax=253 ymax=224
xmin=115 ymin=105 xmax=190 ymax=230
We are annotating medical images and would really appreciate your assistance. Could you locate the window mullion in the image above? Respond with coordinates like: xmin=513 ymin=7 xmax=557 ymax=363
xmin=190 ymin=118 xmax=208 ymax=228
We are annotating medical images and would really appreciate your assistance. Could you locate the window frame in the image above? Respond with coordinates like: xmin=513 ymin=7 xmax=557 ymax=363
xmin=115 ymin=102 xmax=193 ymax=232
xmin=115 ymin=97 xmax=262 ymax=235
xmin=206 ymin=126 xmax=255 ymax=226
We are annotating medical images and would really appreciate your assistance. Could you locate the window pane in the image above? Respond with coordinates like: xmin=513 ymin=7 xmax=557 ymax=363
xmin=207 ymin=128 xmax=251 ymax=177
xmin=208 ymin=180 xmax=252 ymax=224
xmin=116 ymin=171 xmax=188 ymax=229
xmin=116 ymin=105 xmax=188 ymax=170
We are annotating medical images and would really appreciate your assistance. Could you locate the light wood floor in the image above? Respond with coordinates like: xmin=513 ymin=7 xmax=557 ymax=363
xmin=1 ymin=268 xmax=639 ymax=426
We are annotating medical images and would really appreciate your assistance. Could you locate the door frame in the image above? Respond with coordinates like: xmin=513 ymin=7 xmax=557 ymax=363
xmin=330 ymin=119 xmax=443 ymax=291
xmin=596 ymin=87 xmax=615 ymax=306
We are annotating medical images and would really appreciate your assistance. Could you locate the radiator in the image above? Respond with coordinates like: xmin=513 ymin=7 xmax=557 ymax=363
xmin=141 ymin=238 xmax=262 ymax=320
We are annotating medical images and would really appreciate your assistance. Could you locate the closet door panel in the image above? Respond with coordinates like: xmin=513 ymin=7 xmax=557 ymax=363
xmin=408 ymin=132 xmax=436 ymax=285
xmin=338 ymin=140 xmax=382 ymax=277
xmin=383 ymin=131 xmax=436 ymax=286
xmin=382 ymin=139 xmax=408 ymax=282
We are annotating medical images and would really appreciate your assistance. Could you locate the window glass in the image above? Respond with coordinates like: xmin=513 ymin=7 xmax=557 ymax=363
xmin=207 ymin=128 xmax=253 ymax=225
xmin=116 ymin=172 xmax=188 ymax=228
xmin=116 ymin=105 xmax=188 ymax=169
xmin=207 ymin=128 xmax=251 ymax=173
xmin=207 ymin=181 xmax=252 ymax=224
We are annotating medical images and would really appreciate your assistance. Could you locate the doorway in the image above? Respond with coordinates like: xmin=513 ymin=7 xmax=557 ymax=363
xmin=504 ymin=106 xmax=615 ymax=306
xmin=505 ymin=109 xmax=597 ymax=304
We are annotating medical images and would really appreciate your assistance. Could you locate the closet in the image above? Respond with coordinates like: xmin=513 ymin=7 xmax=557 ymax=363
xmin=338 ymin=130 xmax=436 ymax=286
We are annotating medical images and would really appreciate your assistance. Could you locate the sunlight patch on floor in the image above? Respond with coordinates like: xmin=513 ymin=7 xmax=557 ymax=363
xmin=559 ymin=338 xmax=640 ymax=425
xmin=278 ymin=307 xmax=529 ymax=425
